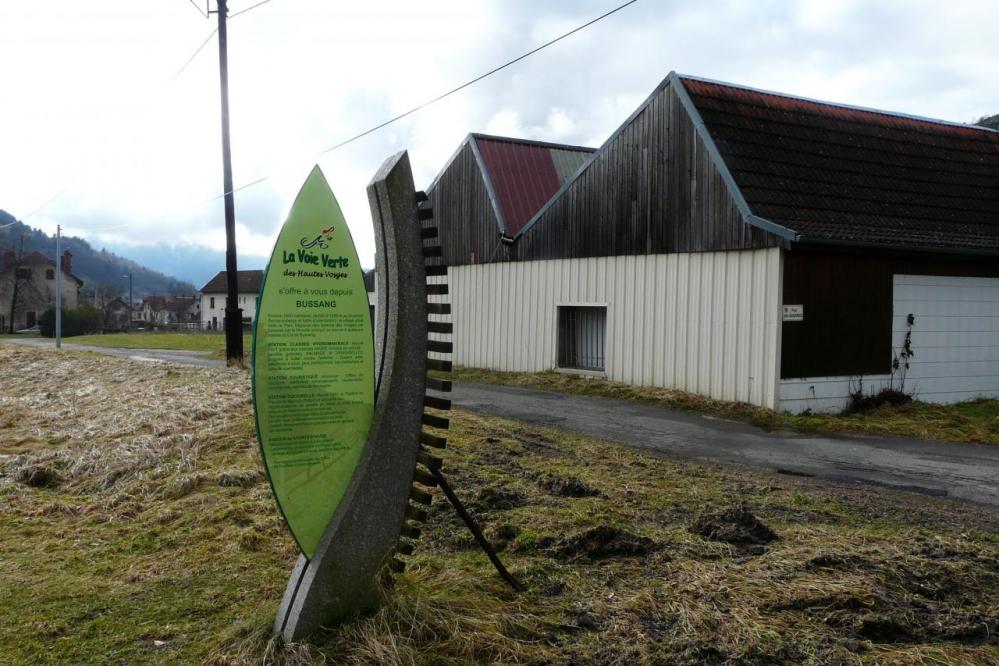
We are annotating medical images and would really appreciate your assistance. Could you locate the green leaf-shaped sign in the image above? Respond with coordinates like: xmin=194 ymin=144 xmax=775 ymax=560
xmin=252 ymin=165 xmax=374 ymax=559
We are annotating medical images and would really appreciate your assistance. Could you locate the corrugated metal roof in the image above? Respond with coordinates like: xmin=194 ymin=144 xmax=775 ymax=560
xmin=551 ymin=148 xmax=592 ymax=184
xmin=471 ymin=134 xmax=595 ymax=236
xmin=680 ymin=75 xmax=999 ymax=253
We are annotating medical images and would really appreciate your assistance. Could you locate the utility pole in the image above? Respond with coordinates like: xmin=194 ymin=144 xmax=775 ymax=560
xmin=122 ymin=273 xmax=132 ymax=331
xmin=213 ymin=0 xmax=244 ymax=365
xmin=55 ymin=224 xmax=62 ymax=348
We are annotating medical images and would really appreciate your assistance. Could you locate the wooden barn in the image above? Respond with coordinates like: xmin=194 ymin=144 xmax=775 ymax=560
xmin=424 ymin=72 xmax=999 ymax=413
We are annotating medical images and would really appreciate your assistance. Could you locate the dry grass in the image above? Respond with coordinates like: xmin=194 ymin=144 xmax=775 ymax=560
xmin=2 ymin=347 xmax=998 ymax=665
xmin=444 ymin=367 xmax=999 ymax=446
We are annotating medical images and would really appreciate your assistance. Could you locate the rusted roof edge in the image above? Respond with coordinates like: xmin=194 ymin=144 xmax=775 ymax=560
xmin=673 ymin=74 xmax=799 ymax=243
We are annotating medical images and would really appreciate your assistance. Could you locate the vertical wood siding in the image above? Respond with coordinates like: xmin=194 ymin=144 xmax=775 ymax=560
xmin=426 ymin=142 xmax=507 ymax=266
xmin=449 ymin=248 xmax=783 ymax=408
xmin=513 ymin=83 xmax=780 ymax=261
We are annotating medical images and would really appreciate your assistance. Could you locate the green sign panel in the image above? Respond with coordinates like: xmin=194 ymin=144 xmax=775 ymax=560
xmin=252 ymin=166 xmax=375 ymax=559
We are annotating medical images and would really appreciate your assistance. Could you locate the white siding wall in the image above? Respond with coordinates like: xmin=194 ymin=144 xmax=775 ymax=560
xmin=449 ymin=248 xmax=783 ymax=408
xmin=779 ymin=274 xmax=999 ymax=414
xmin=200 ymin=292 xmax=258 ymax=330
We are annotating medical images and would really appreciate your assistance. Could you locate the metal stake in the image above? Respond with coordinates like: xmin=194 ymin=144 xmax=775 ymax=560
xmin=430 ymin=467 xmax=524 ymax=592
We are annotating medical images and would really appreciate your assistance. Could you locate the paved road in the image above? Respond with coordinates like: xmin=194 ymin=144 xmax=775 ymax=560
xmin=452 ymin=382 xmax=999 ymax=509
xmin=0 ymin=337 xmax=225 ymax=367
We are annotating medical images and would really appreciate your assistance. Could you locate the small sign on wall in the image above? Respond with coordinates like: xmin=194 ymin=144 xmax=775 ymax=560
xmin=783 ymin=304 xmax=804 ymax=322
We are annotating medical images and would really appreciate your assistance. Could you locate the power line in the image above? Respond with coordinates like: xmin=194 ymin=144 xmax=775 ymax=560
xmin=229 ymin=0 xmax=273 ymax=19
xmin=212 ymin=0 xmax=640 ymax=199
xmin=27 ymin=0 xmax=640 ymax=233
xmin=317 ymin=0 xmax=639 ymax=157
xmin=186 ymin=0 xmax=208 ymax=18
xmin=62 ymin=223 xmax=131 ymax=233
xmin=172 ymin=0 xmax=276 ymax=80
xmin=173 ymin=27 xmax=218 ymax=80
xmin=20 ymin=190 xmax=67 ymax=222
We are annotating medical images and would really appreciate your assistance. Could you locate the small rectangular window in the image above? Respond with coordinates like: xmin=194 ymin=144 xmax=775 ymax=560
xmin=46 ymin=269 xmax=54 ymax=280
xmin=210 ymin=297 xmax=215 ymax=308
xmin=557 ymin=306 xmax=607 ymax=371
xmin=16 ymin=268 xmax=31 ymax=280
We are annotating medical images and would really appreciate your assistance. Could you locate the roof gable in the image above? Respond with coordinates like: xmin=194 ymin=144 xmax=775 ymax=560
xmin=680 ymin=75 xmax=999 ymax=253
xmin=463 ymin=134 xmax=593 ymax=236
xmin=17 ymin=250 xmax=85 ymax=284
xmin=514 ymin=73 xmax=779 ymax=259
xmin=200 ymin=270 xmax=263 ymax=294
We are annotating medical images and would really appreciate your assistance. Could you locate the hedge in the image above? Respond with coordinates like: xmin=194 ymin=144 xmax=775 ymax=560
xmin=39 ymin=305 xmax=104 ymax=338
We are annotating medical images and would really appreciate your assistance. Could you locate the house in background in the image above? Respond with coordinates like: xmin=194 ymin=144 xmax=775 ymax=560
xmin=104 ymin=297 xmax=130 ymax=331
xmin=136 ymin=295 xmax=167 ymax=326
xmin=0 ymin=249 xmax=82 ymax=332
xmin=162 ymin=296 xmax=199 ymax=326
xmin=133 ymin=294 xmax=201 ymax=328
xmin=424 ymin=72 xmax=999 ymax=413
xmin=199 ymin=270 xmax=263 ymax=330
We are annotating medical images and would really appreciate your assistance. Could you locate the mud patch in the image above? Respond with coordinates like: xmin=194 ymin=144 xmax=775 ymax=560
xmin=762 ymin=504 xmax=841 ymax=525
xmin=512 ymin=430 xmax=563 ymax=457
xmin=771 ymin=593 xmax=873 ymax=613
xmin=534 ymin=473 xmax=602 ymax=498
xmin=689 ymin=504 xmax=778 ymax=545
xmin=777 ymin=591 xmax=999 ymax=646
xmin=550 ymin=526 xmax=657 ymax=561
xmin=485 ymin=523 xmax=519 ymax=552
xmin=13 ymin=464 xmax=62 ymax=488
xmin=474 ymin=485 xmax=528 ymax=511
xmin=806 ymin=553 xmax=872 ymax=571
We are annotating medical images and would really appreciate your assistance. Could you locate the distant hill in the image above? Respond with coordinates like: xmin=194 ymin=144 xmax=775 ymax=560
xmin=102 ymin=241 xmax=268 ymax=291
xmin=0 ymin=210 xmax=197 ymax=299
xmin=977 ymin=113 xmax=999 ymax=130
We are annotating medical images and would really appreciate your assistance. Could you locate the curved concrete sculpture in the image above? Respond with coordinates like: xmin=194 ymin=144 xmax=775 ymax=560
xmin=274 ymin=151 xmax=452 ymax=641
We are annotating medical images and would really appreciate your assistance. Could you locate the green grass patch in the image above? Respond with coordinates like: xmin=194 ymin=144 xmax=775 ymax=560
xmin=2 ymin=347 xmax=998 ymax=664
xmin=70 ymin=332 xmax=252 ymax=358
xmin=444 ymin=367 xmax=999 ymax=446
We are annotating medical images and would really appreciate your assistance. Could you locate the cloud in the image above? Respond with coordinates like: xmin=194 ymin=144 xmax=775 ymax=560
xmin=2 ymin=0 xmax=997 ymax=277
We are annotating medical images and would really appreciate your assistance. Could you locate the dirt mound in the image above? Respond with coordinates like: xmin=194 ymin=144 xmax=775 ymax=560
xmin=217 ymin=470 xmax=262 ymax=487
xmin=535 ymin=473 xmax=602 ymax=498
xmin=512 ymin=430 xmax=562 ymax=457
xmin=552 ymin=526 xmax=657 ymax=560
xmin=689 ymin=504 xmax=778 ymax=545
xmin=806 ymin=553 xmax=872 ymax=571
xmin=13 ymin=464 xmax=61 ymax=488
xmin=474 ymin=486 xmax=528 ymax=511
xmin=485 ymin=523 xmax=519 ymax=551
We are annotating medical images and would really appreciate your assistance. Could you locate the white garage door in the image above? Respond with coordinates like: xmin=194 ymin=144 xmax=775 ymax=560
xmin=893 ymin=274 xmax=999 ymax=403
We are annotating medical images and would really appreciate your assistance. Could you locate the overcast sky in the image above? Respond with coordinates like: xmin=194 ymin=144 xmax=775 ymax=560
xmin=1 ymin=0 xmax=997 ymax=271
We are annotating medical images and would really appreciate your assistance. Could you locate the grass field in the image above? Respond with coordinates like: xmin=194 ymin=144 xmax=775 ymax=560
xmin=19 ymin=332 xmax=997 ymax=445
xmin=445 ymin=367 xmax=999 ymax=446
xmin=1 ymin=346 xmax=998 ymax=664
xmin=70 ymin=332 xmax=252 ymax=358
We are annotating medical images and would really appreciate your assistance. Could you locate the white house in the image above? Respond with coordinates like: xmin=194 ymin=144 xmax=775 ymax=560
xmin=199 ymin=270 xmax=263 ymax=331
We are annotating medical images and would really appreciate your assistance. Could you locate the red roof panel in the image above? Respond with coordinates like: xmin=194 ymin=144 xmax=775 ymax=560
xmin=474 ymin=136 xmax=594 ymax=236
